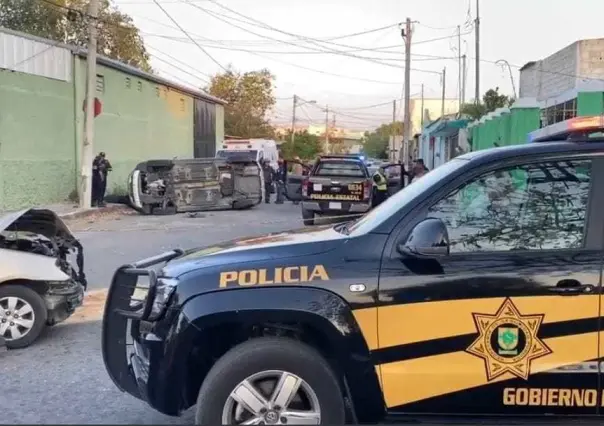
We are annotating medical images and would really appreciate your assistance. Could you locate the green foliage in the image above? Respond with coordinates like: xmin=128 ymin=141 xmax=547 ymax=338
xmin=206 ymin=68 xmax=276 ymax=138
xmin=0 ymin=0 xmax=152 ymax=71
xmin=279 ymin=130 xmax=322 ymax=159
xmin=460 ymin=87 xmax=514 ymax=121
xmin=362 ymin=121 xmax=403 ymax=159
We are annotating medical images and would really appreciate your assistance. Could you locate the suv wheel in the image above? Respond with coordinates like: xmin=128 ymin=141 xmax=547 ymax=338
xmin=195 ymin=337 xmax=346 ymax=425
xmin=0 ymin=285 xmax=47 ymax=349
xmin=301 ymin=208 xmax=315 ymax=226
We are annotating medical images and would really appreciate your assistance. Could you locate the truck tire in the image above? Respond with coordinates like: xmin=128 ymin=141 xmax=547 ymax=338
xmin=0 ymin=284 xmax=47 ymax=349
xmin=302 ymin=208 xmax=315 ymax=226
xmin=195 ymin=337 xmax=346 ymax=425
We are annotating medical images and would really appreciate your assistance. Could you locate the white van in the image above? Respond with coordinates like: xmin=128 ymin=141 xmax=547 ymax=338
xmin=216 ymin=139 xmax=280 ymax=201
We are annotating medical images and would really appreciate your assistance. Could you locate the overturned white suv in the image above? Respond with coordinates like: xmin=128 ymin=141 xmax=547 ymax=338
xmin=0 ymin=208 xmax=86 ymax=349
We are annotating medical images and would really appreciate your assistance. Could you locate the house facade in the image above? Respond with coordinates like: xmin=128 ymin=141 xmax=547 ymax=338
xmin=0 ymin=27 xmax=226 ymax=211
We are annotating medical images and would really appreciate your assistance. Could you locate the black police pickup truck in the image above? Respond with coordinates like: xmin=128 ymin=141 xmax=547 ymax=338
xmin=103 ymin=116 xmax=604 ymax=424
xmin=300 ymin=155 xmax=373 ymax=225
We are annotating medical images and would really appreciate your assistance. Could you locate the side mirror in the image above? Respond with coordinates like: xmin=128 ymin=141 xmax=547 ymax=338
xmin=398 ymin=218 xmax=450 ymax=258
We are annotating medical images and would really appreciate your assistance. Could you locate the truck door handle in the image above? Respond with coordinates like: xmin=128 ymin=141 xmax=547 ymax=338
xmin=549 ymin=279 xmax=594 ymax=295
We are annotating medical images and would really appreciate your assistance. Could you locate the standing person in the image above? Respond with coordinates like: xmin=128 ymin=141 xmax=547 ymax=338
xmin=275 ymin=158 xmax=287 ymax=204
xmin=92 ymin=151 xmax=112 ymax=207
xmin=291 ymin=156 xmax=304 ymax=205
xmin=409 ymin=158 xmax=428 ymax=184
xmin=261 ymin=159 xmax=274 ymax=204
xmin=372 ymin=166 xmax=389 ymax=208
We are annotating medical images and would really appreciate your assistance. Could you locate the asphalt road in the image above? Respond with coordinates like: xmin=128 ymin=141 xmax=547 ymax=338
xmin=1 ymin=203 xmax=596 ymax=425
xmin=1 ymin=203 xmax=305 ymax=424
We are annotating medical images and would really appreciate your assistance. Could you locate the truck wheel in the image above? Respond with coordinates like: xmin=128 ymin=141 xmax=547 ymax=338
xmin=195 ymin=337 xmax=346 ymax=425
xmin=0 ymin=285 xmax=47 ymax=349
xmin=302 ymin=208 xmax=315 ymax=226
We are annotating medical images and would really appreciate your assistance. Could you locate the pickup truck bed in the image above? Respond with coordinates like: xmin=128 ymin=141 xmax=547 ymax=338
xmin=300 ymin=158 xmax=372 ymax=225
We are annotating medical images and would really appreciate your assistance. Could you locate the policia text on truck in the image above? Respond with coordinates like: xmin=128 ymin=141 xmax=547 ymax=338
xmin=103 ymin=116 xmax=604 ymax=424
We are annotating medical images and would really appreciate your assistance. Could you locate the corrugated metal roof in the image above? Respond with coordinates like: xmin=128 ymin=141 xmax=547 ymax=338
xmin=0 ymin=30 xmax=72 ymax=81
xmin=0 ymin=26 xmax=226 ymax=105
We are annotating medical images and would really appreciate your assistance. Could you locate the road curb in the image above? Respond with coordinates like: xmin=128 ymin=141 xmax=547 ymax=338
xmin=59 ymin=204 xmax=128 ymax=220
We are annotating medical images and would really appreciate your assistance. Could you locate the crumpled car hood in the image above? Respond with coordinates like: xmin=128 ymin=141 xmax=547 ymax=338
xmin=0 ymin=208 xmax=76 ymax=242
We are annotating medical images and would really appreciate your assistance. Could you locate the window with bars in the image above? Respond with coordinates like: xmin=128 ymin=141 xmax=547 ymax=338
xmin=539 ymin=98 xmax=577 ymax=128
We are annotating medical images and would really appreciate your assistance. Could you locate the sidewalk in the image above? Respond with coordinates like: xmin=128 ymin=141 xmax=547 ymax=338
xmin=36 ymin=202 xmax=131 ymax=220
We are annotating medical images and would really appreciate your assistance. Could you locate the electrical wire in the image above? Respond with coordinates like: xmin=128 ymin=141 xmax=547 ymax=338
xmin=183 ymin=1 xmax=442 ymax=74
xmin=151 ymin=0 xmax=228 ymax=71
xmin=148 ymin=51 xmax=210 ymax=84
xmin=146 ymin=44 xmax=212 ymax=78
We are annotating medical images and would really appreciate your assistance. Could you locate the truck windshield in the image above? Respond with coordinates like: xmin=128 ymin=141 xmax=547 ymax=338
xmin=347 ymin=158 xmax=470 ymax=235
xmin=315 ymin=161 xmax=365 ymax=177
xmin=216 ymin=150 xmax=258 ymax=161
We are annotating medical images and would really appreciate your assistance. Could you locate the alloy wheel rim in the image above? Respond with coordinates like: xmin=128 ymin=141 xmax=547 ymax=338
xmin=0 ymin=296 xmax=35 ymax=341
xmin=222 ymin=370 xmax=321 ymax=425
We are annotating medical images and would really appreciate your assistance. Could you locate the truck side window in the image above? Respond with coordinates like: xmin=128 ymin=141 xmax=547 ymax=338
xmin=427 ymin=159 xmax=592 ymax=253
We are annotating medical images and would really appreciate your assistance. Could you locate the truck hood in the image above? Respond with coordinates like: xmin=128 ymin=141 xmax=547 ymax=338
xmin=0 ymin=208 xmax=76 ymax=242
xmin=162 ymin=224 xmax=348 ymax=277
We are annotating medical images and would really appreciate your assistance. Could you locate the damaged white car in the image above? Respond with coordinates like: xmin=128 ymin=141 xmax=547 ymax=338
xmin=0 ymin=208 xmax=86 ymax=349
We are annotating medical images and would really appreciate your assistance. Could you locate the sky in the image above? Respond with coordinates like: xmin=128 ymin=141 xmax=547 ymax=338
xmin=113 ymin=0 xmax=604 ymax=130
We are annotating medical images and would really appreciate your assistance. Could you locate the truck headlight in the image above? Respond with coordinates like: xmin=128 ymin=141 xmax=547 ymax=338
xmin=147 ymin=277 xmax=178 ymax=321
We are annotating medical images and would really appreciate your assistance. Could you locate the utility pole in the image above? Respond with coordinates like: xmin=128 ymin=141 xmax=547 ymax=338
xmin=402 ymin=17 xmax=412 ymax=170
xmin=80 ymin=0 xmax=100 ymax=209
xmin=462 ymin=55 xmax=467 ymax=106
xmin=420 ymin=84 xmax=425 ymax=128
xmin=474 ymin=0 xmax=480 ymax=103
xmin=441 ymin=67 xmax=446 ymax=118
xmin=290 ymin=95 xmax=297 ymax=145
xmin=324 ymin=105 xmax=329 ymax=154
xmin=391 ymin=100 xmax=396 ymax=162
xmin=457 ymin=25 xmax=462 ymax=110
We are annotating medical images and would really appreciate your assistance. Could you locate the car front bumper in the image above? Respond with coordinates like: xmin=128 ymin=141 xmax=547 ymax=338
xmin=102 ymin=250 xmax=190 ymax=417
xmin=43 ymin=280 xmax=85 ymax=325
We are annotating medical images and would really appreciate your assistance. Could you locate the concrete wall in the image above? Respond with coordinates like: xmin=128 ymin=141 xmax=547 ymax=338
xmin=577 ymin=39 xmax=604 ymax=83
xmin=73 ymin=57 xmax=194 ymax=196
xmin=0 ymin=69 xmax=76 ymax=210
xmin=519 ymin=38 xmax=604 ymax=102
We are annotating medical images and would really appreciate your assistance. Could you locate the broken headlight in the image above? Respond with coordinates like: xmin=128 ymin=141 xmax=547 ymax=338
xmin=147 ymin=277 xmax=178 ymax=321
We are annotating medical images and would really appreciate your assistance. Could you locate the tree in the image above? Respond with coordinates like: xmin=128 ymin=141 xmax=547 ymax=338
xmin=0 ymin=0 xmax=151 ymax=71
xmin=362 ymin=121 xmax=403 ymax=159
xmin=460 ymin=87 xmax=514 ymax=121
xmin=279 ymin=130 xmax=322 ymax=159
xmin=206 ymin=68 xmax=276 ymax=138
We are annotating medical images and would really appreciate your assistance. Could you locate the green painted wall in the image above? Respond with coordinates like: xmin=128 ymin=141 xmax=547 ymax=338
xmin=0 ymin=69 xmax=76 ymax=210
xmin=577 ymin=92 xmax=604 ymax=116
xmin=509 ymin=107 xmax=540 ymax=143
xmin=73 ymin=58 xmax=194 ymax=197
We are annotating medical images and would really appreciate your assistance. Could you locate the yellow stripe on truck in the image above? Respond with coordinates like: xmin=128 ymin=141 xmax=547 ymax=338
xmin=379 ymin=331 xmax=601 ymax=408
xmin=375 ymin=295 xmax=600 ymax=349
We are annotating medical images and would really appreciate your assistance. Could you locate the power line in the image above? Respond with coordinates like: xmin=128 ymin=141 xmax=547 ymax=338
xmin=141 ymin=32 xmax=458 ymax=62
xmin=148 ymin=51 xmax=210 ymax=84
xmin=151 ymin=0 xmax=227 ymax=71
xmin=184 ymin=1 xmax=442 ymax=74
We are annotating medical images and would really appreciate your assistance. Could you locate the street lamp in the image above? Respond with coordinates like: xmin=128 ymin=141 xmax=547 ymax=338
xmin=291 ymin=95 xmax=317 ymax=144
xmin=495 ymin=59 xmax=517 ymax=99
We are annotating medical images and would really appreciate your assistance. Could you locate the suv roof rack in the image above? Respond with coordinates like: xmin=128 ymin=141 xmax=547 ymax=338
xmin=531 ymin=115 xmax=604 ymax=142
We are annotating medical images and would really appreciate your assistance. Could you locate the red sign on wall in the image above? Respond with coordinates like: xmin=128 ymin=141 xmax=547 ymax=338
xmin=82 ymin=98 xmax=102 ymax=118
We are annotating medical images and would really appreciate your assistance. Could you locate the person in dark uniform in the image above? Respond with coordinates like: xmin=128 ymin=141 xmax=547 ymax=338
xmin=275 ymin=158 xmax=287 ymax=204
xmin=92 ymin=152 xmax=112 ymax=207
xmin=261 ymin=159 xmax=274 ymax=204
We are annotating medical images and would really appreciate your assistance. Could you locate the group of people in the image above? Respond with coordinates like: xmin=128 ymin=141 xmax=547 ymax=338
xmin=371 ymin=158 xmax=430 ymax=207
